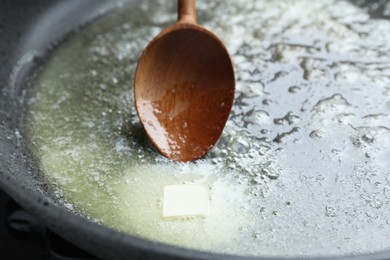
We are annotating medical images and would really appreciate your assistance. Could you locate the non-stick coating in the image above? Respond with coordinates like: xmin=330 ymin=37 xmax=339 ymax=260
xmin=0 ymin=1 xmax=389 ymax=260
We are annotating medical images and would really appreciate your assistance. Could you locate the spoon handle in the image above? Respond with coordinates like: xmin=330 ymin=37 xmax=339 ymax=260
xmin=178 ymin=0 xmax=196 ymax=24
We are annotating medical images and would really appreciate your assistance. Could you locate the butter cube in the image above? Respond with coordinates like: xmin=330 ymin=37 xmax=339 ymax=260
xmin=163 ymin=185 xmax=210 ymax=218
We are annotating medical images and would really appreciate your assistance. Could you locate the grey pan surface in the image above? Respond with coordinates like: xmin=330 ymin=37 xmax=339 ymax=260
xmin=0 ymin=0 xmax=389 ymax=259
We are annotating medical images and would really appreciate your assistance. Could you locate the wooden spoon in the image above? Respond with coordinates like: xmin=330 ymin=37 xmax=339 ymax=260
xmin=134 ymin=0 xmax=235 ymax=162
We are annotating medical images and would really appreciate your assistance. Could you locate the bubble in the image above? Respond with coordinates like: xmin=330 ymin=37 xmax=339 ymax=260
xmin=313 ymin=94 xmax=351 ymax=114
xmin=288 ymin=86 xmax=301 ymax=93
xmin=273 ymin=112 xmax=300 ymax=125
xmin=244 ymin=109 xmax=270 ymax=125
xmin=310 ymin=130 xmax=326 ymax=139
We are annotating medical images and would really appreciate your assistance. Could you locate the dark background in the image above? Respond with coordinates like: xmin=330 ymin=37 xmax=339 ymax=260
xmin=0 ymin=188 xmax=43 ymax=260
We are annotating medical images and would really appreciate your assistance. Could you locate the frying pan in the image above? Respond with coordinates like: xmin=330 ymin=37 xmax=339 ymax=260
xmin=0 ymin=0 xmax=389 ymax=259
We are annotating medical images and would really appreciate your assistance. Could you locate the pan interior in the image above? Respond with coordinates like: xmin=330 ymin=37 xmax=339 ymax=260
xmin=25 ymin=0 xmax=390 ymax=258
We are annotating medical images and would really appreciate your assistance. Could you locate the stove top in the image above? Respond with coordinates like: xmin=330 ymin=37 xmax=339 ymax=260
xmin=0 ymin=189 xmax=97 ymax=260
xmin=0 ymin=189 xmax=42 ymax=259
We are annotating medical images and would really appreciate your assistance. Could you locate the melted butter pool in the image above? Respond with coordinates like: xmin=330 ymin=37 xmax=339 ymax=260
xmin=26 ymin=0 xmax=390 ymax=257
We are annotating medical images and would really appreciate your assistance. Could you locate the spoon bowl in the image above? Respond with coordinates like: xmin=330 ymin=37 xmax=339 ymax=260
xmin=135 ymin=0 xmax=235 ymax=162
